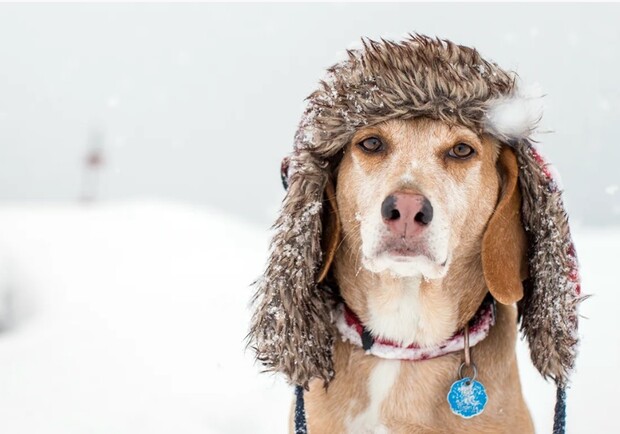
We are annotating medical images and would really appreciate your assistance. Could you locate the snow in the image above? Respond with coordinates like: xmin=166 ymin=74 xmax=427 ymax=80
xmin=0 ymin=201 xmax=616 ymax=433
xmin=605 ymin=185 xmax=618 ymax=196
xmin=0 ymin=201 xmax=290 ymax=434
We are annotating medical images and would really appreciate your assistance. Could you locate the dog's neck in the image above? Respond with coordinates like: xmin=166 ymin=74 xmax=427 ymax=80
xmin=335 ymin=295 xmax=495 ymax=361
xmin=333 ymin=244 xmax=488 ymax=348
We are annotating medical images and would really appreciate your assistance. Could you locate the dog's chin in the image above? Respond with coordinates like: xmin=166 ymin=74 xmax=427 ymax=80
xmin=362 ymin=251 xmax=449 ymax=279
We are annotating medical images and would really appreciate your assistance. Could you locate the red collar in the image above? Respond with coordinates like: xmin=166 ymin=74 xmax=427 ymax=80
xmin=335 ymin=297 xmax=496 ymax=361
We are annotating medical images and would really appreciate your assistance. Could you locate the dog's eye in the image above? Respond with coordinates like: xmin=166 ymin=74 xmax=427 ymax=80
xmin=448 ymin=143 xmax=475 ymax=159
xmin=358 ymin=137 xmax=384 ymax=153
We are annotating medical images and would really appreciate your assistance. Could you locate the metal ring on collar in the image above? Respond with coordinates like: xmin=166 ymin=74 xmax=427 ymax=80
xmin=458 ymin=362 xmax=478 ymax=384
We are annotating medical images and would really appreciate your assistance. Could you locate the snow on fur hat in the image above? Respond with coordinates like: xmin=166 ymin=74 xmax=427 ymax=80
xmin=249 ymin=34 xmax=582 ymax=390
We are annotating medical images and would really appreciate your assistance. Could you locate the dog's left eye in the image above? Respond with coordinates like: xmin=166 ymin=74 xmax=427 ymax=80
xmin=448 ymin=143 xmax=475 ymax=159
xmin=358 ymin=137 xmax=385 ymax=153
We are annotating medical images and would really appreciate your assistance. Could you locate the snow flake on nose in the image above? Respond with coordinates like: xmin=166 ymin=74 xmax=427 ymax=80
xmin=400 ymin=173 xmax=414 ymax=184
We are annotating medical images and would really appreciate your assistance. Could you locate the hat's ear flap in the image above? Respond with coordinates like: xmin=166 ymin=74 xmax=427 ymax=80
xmin=482 ymin=146 xmax=529 ymax=305
xmin=249 ymin=154 xmax=336 ymax=388
xmin=317 ymin=179 xmax=341 ymax=283
xmin=513 ymin=140 xmax=582 ymax=388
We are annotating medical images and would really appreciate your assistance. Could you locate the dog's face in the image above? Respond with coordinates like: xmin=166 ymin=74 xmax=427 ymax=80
xmin=329 ymin=117 xmax=510 ymax=346
xmin=336 ymin=117 xmax=501 ymax=280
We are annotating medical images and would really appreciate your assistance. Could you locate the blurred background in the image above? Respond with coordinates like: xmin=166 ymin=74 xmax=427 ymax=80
xmin=0 ymin=3 xmax=618 ymax=434
xmin=1 ymin=2 xmax=619 ymax=225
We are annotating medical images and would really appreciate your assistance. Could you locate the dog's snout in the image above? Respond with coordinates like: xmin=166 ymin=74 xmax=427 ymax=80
xmin=381 ymin=192 xmax=433 ymax=234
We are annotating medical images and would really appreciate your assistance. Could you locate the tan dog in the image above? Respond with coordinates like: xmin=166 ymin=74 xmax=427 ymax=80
xmin=294 ymin=117 xmax=534 ymax=433
xmin=250 ymin=36 xmax=581 ymax=434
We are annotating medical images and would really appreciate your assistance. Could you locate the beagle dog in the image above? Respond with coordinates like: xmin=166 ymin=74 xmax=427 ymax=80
xmin=293 ymin=117 xmax=533 ymax=433
xmin=249 ymin=35 xmax=581 ymax=434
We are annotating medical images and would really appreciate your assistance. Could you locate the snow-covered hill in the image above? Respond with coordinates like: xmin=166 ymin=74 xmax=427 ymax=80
xmin=0 ymin=201 xmax=290 ymax=434
xmin=0 ymin=201 xmax=615 ymax=433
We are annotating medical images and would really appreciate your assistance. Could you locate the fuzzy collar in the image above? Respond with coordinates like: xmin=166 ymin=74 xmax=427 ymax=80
xmin=335 ymin=297 xmax=496 ymax=361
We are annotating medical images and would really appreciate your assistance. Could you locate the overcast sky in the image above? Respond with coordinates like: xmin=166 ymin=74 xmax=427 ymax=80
xmin=0 ymin=3 xmax=618 ymax=227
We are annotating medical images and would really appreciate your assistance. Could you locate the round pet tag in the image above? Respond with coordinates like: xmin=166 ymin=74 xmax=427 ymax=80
xmin=447 ymin=377 xmax=488 ymax=419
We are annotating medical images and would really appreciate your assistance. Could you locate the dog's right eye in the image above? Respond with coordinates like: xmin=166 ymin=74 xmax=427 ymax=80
xmin=358 ymin=137 xmax=385 ymax=153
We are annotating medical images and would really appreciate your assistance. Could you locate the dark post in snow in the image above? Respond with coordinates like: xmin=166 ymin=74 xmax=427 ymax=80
xmin=80 ymin=129 xmax=105 ymax=203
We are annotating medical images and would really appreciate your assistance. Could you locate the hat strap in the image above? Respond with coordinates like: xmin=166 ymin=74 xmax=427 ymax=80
xmin=294 ymin=385 xmax=308 ymax=434
xmin=553 ymin=386 xmax=567 ymax=434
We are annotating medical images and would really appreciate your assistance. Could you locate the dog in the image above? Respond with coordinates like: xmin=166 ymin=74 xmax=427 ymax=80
xmin=249 ymin=35 xmax=581 ymax=434
xmin=296 ymin=117 xmax=533 ymax=433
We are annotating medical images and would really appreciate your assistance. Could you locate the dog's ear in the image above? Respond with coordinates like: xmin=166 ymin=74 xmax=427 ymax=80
xmin=317 ymin=179 xmax=341 ymax=283
xmin=481 ymin=146 xmax=529 ymax=305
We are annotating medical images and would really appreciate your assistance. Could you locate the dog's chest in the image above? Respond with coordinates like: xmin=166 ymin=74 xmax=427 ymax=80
xmin=304 ymin=343 xmax=458 ymax=434
xmin=344 ymin=359 xmax=401 ymax=433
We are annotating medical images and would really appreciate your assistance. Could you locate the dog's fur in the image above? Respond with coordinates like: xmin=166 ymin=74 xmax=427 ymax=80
xmin=289 ymin=117 xmax=534 ymax=433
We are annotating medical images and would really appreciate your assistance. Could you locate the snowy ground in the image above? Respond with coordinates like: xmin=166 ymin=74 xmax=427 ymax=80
xmin=0 ymin=201 xmax=616 ymax=433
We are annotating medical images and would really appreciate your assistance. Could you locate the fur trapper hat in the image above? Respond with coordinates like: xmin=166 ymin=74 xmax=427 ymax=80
xmin=249 ymin=34 xmax=582 ymax=392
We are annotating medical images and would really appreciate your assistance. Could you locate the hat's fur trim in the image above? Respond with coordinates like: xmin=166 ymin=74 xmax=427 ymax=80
xmin=249 ymin=152 xmax=337 ymax=387
xmin=515 ymin=141 xmax=583 ymax=387
xmin=485 ymin=83 xmax=545 ymax=142
xmin=249 ymin=34 xmax=581 ymax=388
xmin=294 ymin=35 xmax=516 ymax=159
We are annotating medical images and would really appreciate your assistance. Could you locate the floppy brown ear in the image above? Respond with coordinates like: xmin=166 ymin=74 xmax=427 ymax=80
xmin=482 ymin=146 xmax=529 ymax=305
xmin=317 ymin=179 xmax=341 ymax=283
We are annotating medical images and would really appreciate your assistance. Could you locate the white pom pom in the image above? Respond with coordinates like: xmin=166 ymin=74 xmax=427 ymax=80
xmin=485 ymin=82 xmax=545 ymax=140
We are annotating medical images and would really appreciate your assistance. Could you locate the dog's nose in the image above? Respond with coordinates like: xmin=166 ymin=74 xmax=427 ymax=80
xmin=381 ymin=192 xmax=433 ymax=234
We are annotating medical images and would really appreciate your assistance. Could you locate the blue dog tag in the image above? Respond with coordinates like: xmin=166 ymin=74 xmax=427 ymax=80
xmin=447 ymin=378 xmax=488 ymax=419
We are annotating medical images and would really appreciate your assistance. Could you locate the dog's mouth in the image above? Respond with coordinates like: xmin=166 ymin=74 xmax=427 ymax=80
xmin=363 ymin=246 xmax=449 ymax=279
xmin=387 ymin=252 xmax=449 ymax=270
xmin=359 ymin=222 xmax=450 ymax=278
xmin=379 ymin=239 xmax=444 ymax=263
xmin=385 ymin=246 xmax=435 ymax=261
